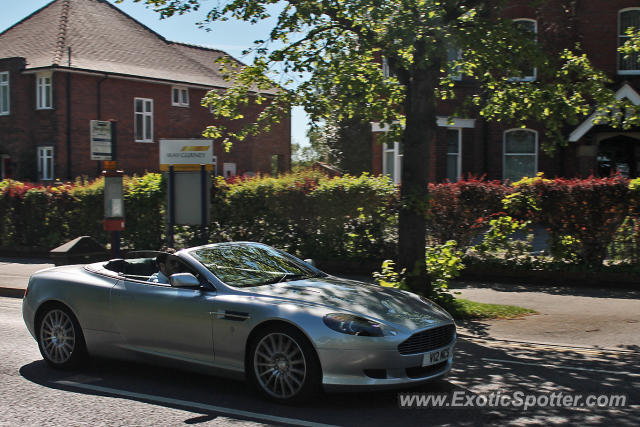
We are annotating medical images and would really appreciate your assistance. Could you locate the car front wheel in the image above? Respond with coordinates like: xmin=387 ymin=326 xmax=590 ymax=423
xmin=37 ymin=305 xmax=87 ymax=369
xmin=249 ymin=325 xmax=320 ymax=403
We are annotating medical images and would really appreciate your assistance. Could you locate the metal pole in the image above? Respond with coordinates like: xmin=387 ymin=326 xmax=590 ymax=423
xmin=66 ymin=47 xmax=72 ymax=179
xmin=201 ymin=164 xmax=207 ymax=245
xmin=112 ymin=231 xmax=120 ymax=258
xmin=168 ymin=165 xmax=175 ymax=248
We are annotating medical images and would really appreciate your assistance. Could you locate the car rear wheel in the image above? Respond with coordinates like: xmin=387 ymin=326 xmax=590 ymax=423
xmin=249 ymin=325 xmax=320 ymax=403
xmin=37 ymin=305 xmax=87 ymax=369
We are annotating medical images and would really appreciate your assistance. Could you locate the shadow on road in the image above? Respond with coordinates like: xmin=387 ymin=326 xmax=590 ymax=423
xmin=19 ymin=339 xmax=639 ymax=426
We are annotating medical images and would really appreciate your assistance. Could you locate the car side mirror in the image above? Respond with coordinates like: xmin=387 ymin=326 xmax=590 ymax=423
xmin=169 ymin=273 xmax=201 ymax=288
xmin=304 ymin=258 xmax=316 ymax=267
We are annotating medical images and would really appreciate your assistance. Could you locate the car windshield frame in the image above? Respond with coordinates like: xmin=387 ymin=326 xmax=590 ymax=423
xmin=188 ymin=243 xmax=325 ymax=289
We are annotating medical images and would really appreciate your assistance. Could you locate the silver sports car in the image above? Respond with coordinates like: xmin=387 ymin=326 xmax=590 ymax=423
xmin=23 ymin=242 xmax=456 ymax=402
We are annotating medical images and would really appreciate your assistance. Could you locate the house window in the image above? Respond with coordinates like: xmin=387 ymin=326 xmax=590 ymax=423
xmin=212 ymin=155 xmax=218 ymax=176
xmin=510 ymin=19 xmax=537 ymax=81
xmin=382 ymin=142 xmax=403 ymax=184
xmin=504 ymin=129 xmax=537 ymax=182
xmin=446 ymin=129 xmax=462 ymax=181
xmin=382 ymin=56 xmax=398 ymax=79
xmin=619 ymin=8 xmax=640 ymax=74
xmin=37 ymin=146 xmax=54 ymax=180
xmin=172 ymin=86 xmax=189 ymax=107
xmin=134 ymin=98 xmax=153 ymax=142
xmin=36 ymin=72 xmax=52 ymax=109
xmin=0 ymin=72 xmax=9 ymax=115
xmin=447 ymin=47 xmax=462 ymax=81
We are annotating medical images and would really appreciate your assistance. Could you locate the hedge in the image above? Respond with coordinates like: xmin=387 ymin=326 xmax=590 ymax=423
xmin=208 ymin=171 xmax=398 ymax=261
xmin=0 ymin=172 xmax=638 ymax=269
xmin=0 ymin=174 xmax=165 ymax=251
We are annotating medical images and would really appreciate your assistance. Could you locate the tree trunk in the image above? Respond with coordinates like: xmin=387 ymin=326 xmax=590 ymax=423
xmin=398 ymin=66 xmax=439 ymax=295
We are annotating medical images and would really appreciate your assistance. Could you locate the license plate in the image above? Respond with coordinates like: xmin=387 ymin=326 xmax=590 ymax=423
xmin=422 ymin=346 xmax=451 ymax=367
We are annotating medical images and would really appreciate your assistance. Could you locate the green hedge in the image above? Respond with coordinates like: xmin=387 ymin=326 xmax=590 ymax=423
xmin=208 ymin=171 xmax=398 ymax=260
xmin=0 ymin=174 xmax=165 ymax=250
xmin=0 ymin=172 xmax=639 ymax=269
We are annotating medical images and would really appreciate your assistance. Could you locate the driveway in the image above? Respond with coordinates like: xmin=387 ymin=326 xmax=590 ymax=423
xmin=452 ymin=281 xmax=640 ymax=350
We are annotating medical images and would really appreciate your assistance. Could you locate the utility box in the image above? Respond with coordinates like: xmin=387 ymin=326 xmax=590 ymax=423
xmin=49 ymin=236 xmax=110 ymax=266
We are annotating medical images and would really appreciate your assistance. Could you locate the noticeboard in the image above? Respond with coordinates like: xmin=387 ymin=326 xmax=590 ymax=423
xmin=90 ymin=120 xmax=113 ymax=160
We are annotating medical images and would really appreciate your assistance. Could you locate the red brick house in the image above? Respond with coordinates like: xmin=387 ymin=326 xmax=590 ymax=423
xmin=372 ymin=0 xmax=640 ymax=183
xmin=0 ymin=0 xmax=290 ymax=181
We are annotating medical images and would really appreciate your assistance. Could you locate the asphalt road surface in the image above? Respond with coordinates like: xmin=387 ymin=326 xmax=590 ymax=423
xmin=1 ymin=297 xmax=638 ymax=426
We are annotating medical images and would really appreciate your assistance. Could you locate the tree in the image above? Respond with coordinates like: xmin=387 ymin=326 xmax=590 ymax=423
xmin=306 ymin=114 xmax=372 ymax=175
xmin=121 ymin=0 xmax=639 ymax=294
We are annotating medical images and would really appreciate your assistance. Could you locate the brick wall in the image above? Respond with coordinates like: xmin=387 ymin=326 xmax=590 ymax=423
xmin=0 ymin=64 xmax=290 ymax=181
xmin=371 ymin=0 xmax=640 ymax=183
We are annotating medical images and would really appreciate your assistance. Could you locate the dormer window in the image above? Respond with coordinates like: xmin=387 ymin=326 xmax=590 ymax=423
xmin=172 ymin=86 xmax=189 ymax=107
xmin=619 ymin=8 xmax=640 ymax=74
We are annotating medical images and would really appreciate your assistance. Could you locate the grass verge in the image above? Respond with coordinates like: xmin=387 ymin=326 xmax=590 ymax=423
xmin=440 ymin=297 xmax=537 ymax=320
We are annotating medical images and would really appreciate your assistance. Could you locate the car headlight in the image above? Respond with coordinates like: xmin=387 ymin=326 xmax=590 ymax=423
xmin=323 ymin=313 xmax=386 ymax=337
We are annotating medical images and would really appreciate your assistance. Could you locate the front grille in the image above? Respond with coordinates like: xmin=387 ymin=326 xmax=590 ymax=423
xmin=398 ymin=324 xmax=456 ymax=355
xmin=406 ymin=361 xmax=448 ymax=379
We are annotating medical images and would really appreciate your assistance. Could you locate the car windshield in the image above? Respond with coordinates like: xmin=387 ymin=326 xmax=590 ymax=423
xmin=190 ymin=243 xmax=323 ymax=288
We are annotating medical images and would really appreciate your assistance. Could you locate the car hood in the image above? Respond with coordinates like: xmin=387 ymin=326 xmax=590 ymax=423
xmin=249 ymin=276 xmax=453 ymax=331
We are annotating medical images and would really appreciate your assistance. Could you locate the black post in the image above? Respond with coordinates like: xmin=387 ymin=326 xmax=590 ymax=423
xmin=112 ymin=231 xmax=120 ymax=258
xmin=111 ymin=121 xmax=117 ymax=161
xmin=200 ymin=164 xmax=207 ymax=245
xmin=168 ymin=165 xmax=175 ymax=248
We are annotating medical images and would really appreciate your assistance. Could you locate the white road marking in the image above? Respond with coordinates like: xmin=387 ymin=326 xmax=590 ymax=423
xmin=55 ymin=380 xmax=337 ymax=427
xmin=482 ymin=358 xmax=640 ymax=377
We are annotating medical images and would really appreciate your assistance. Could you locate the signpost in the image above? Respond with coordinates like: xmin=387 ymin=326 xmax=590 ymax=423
xmin=160 ymin=139 xmax=213 ymax=246
xmin=103 ymin=161 xmax=124 ymax=258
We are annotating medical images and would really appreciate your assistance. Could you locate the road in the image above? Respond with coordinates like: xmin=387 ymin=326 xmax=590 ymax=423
xmin=1 ymin=296 xmax=638 ymax=426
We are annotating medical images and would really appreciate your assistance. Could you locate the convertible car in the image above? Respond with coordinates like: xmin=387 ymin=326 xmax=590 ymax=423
xmin=23 ymin=242 xmax=456 ymax=402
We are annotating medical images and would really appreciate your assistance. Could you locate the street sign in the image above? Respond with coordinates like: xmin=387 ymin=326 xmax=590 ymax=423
xmin=90 ymin=120 xmax=113 ymax=160
xmin=159 ymin=139 xmax=214 ymax=171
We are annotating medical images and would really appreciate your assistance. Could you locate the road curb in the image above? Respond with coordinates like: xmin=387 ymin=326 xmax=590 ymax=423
xmin=458 ymin=332 xmax=639 ymax=354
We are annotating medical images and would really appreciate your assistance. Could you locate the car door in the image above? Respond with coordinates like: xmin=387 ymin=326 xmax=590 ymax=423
xmin=109 ymin=279 xmax=216 ymax=365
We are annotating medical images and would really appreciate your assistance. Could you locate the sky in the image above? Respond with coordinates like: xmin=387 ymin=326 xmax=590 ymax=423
xmin=0 ymin=0 xmax=310 ymax=146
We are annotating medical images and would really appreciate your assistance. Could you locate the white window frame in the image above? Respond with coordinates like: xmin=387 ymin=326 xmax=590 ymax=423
xmin=509 ymin=19 xmax=537 ymax=82
xmin=382 ymin=141 xmax=403 ymax=184
xmin=618 ymin=8 xmax=640 ymax=75
xmin=0 ymin=72 xmax=9 ymax=115
xmin=37 ymin=146 xmax=54 ymax=181
xmin=171 ymin=86 xmax=189 ymax=107
xmin=503 ymin=129 xmax=538 ymax=182
xmin=134 ymin=98 xmax=154 ymax=143
xmin=36 ymin=72 xmax=53 ymax=110
xmin=446 ymin=128 xmax=462 ymax=182
xmin=381 ymin=56 xmax=399 ymax=79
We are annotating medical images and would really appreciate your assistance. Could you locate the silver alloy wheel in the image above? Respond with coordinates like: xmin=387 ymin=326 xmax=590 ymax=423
xmin=253 ymin=332 xmax=307 ymax=399
xmin=40 ymin=309 xmax=76 ymax=365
